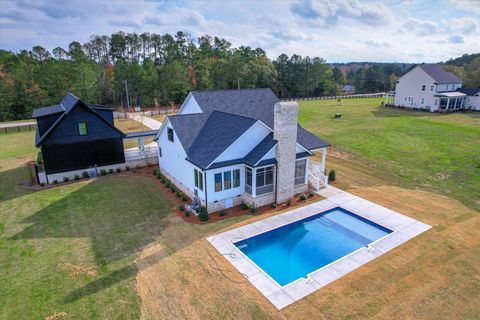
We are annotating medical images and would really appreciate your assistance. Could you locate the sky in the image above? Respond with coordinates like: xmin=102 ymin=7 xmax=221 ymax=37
xmin=0 ymin=0 xmax=479 ymax=63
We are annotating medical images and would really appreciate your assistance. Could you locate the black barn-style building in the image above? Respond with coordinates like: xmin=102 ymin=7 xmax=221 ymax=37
xmin=33 ymin=93 xmax=126 ymax=174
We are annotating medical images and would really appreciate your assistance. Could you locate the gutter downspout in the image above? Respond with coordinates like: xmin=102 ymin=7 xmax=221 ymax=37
xmin=203 ymin=171 xmax=208 ymax=212
xmin=274 ymin=164 xmax=278 ymax=204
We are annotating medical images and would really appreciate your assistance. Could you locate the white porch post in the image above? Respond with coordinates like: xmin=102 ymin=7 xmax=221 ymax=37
xmin=446 ymin=98 xmax=450 ymax=111
xmin=251 ymin=168 xmax=256 ymax=197
xmin=138 ymin=137 xmax=145 ymax=152
xmin=320 ymin=148 xmax=327 ymax=174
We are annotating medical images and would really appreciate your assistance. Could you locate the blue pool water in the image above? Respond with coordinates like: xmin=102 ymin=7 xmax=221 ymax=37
xmin=235 ymin=207 xmax=392 ymax=286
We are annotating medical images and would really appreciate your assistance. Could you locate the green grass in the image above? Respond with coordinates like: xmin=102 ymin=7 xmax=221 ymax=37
xmin=299 ymin=98 xmax=480 ymax=210
xmin=0 ymin=130 xmax=251 ymax=320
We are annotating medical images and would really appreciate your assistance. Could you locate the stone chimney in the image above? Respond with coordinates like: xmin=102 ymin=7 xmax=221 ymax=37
xmin=274 ymin=101 xmax=298 ymax=204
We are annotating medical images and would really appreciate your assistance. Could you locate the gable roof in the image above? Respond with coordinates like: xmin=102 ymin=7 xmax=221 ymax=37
xmin=184 ymin=111 xmax=257 ymax=169
xmin=165 ymin=88 xmax=330 ymax=169
xmin=243 ymin=133 xmax=277 ymax=167
xmin=418 ymin=64 xmax=462 ymax=84
xmin=33 ymin=93 xmax=125 ymax=147
xmin=456 ymin=87 xmax=480 ymax=95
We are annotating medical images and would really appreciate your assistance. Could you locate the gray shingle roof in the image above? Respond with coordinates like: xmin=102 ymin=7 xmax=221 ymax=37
xmin=243 ymin=133 xmax=277 ymax=167
xmin=168 ymin=88 xmax=330 ymax=169
xmin=185 ymin=111 xmax=257 ymax=169
xmin=125 ymin=130 xmax=159 ymax=138
xmin=456 ymin=87 xmax=480 ymax=95
xmin=418 ymin=64 xmax=462 ymax=84
xmin=32 ymin=104 xmax=64 ymax=118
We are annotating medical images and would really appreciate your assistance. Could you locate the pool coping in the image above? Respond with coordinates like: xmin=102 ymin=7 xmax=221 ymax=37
xmin=207 ymin=186 xmax=432 ymax=310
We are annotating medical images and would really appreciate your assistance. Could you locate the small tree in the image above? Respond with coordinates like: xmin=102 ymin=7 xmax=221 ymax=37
xmin=198 ymin=206 xmax=208 ymax=221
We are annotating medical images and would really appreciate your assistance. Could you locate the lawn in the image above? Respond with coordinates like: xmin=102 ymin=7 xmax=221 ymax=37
xmin=1 ymin=100 xmax=479 ymax=320
xmin=298 ymin=98 xmax=480 ymax=211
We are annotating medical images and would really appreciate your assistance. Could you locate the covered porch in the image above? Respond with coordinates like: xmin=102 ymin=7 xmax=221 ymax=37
xmin=435 ymin=92 xmax=466 ymax=112
xmin=124 ymin=130 xmax=159 ymax=161
xmin=385 ymin=91 xmax=395 ymax=106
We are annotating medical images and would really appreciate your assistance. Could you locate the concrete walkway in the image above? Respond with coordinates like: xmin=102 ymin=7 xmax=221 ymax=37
xmin=207 ymin=185 xmax=431 ymax=309
xmin=131 ymin=114 xmax=162 ymax=130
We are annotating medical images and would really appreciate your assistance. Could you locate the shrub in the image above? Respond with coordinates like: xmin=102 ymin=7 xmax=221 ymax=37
xmin=184 ymin=210 xmax=190 ymax=217
xmin=161 ymin=178 xmax=166 ymax=183
xmin=116 ymin=167 xmax=121 ymax=173
xmin=153 ymin=168 xmax=159 ymax=175
xmin=63 ymin=176 xmax=70 ymax=182
xmin=198 ymin=206 xmax=208 ymax=221
xmin=175 ymin=191 xmax=181 ymax=197
xmin=74 ymin=174 xmax=80 ymax=181
xmin=182 ymin=195 xmax=187 ymax=202
xmin=53 ymin=179 xmax=58 ymax=184
xmin=125 ymin=166 xmax=130 ymax=171
xmin=82 ymin=171 xmax=89 ymax=179
xmin=109 ymin=168 xmax=114 ymax=174
xmin=309 ymin=191 xmax=315 ymax=198
xmin=219 ymin=210 xmax=227 ymax=217
xmin=165 ymin=182 xmax=171 ymax=188
xmin=250 ymin=205 xmax=257 ymax=213
xmin=170 ymin=186 xmax=175 ymax=192
xmin=270 ymin=202 xmax=277 ymax=208
xmin=328 ymin=170 xmax=336 ymax=182
xmin=100 ymin=169 xmax=107 ymax=176
xmin=40 ymin=182 xmax=45 ymax=187
xmin=240 ymin=202 xmax=249 ymax=210
xmin=287 ymin=198 xmax=292 ymax=206
xmin=300 ymin=193 xmax=307 ymax=201
xmin=178 ymin=204 xmax=185 ymax=211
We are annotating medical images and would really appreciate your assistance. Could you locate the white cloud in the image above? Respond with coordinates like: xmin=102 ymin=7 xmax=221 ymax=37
xmin=447 ymin=17 xmax=479 ymax=35
xmin=402 ymin=18 xmax=437 ymax=36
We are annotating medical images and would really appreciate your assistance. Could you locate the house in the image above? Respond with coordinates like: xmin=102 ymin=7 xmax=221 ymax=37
xmin=342 ymin=85 xmax=355 ymax=93
xmin=154 ymin=88 xmax=330 ymax=213
xmin=457 ymin=87 xmax=480 ymax=111
xmin=33 ymin=93 xmax=126 ymax=177
xmin=385 ymin=64 xmax=479 ymax=112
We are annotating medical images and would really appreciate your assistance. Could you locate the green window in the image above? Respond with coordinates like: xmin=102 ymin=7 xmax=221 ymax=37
xmin=233 ymin=169 xmax=240 ymax=188
xmin=224 ymin=171 xmax=231 ymax=190
xmin=78 ymin=122 xmax=88 ymax=135
xmin=214 ymin=173 xmax=222 ymax=192
xmin=194 ymin=169 xmax=203 ymax=191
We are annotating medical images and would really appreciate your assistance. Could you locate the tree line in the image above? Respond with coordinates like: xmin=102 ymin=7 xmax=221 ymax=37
xmin=1 ymin=30 xmax=477 ymax=121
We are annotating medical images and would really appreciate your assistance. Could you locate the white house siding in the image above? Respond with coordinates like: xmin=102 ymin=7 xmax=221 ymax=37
xmin=213 ymin=121 xmax=271 ymax=163
xmin=465 ymin=95 xmax=480 ymax=111
xmin=177 ymin=93 xmax=202 ymax=115
xmin=205 ymin=163 xmax=246 ymax=211
xmin=157 ymin=118 xmax=205 ymax=202
xmin=394 ymin=66 xmax=437 ymax=110
xmin=259 ymin=146 xmax=276 ymax=163
xmin=436 ymin=83 xmax=462 ymax=92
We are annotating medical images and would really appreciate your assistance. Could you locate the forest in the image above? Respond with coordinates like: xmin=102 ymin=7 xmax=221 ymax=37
xmin=0 ymin=31 xmax=478 ymax=121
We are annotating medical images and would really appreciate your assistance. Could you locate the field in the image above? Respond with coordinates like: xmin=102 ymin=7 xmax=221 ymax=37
xmin=1 ymin=98 xmax=479 ymax=319
xmin=299 ymin=98 xmax=480 ymax=211
xmin=114 ymin=118 xmax=155 ymax=149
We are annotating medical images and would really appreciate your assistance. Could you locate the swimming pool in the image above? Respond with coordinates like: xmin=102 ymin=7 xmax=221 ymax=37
xmin=235 ymin=207 xmax=393 ymax=286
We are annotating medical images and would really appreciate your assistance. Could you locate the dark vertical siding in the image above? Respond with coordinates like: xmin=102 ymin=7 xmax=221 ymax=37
xmin=44 ymin=103 xmax=122 ymax=145
xmin=37 ymin=114 xmax=62 ymax=136
xmin=42 ymin=138 xmax=125 ymax=174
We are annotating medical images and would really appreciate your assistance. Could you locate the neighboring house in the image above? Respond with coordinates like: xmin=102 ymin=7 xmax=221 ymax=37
xmin=155 ymin=88 xmax=330 ymax=213
xmin=33 ymin=93 xmax=126 ymax=175
xmin=457 ymin=87 xmax=480 ymax=111
xmin=342 ymin=85 xmax=355 ymax=93
xmin=386 ymin=64 xmax=479 ymax=112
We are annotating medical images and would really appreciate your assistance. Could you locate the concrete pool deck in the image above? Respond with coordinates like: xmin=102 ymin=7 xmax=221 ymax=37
xmin=207 ymin=186 xmax=432 ymax=309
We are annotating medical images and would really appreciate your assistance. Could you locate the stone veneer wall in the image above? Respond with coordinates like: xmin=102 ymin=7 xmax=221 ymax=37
xmin=243 ymin=192 xmax=275 ymax=208
xmin=206 ymin=195 xmax=244 ymax=213
xmin=273 ymin=102 xmax=298 ymax=204
xmin=293 ymin=183 xmax=308 ymax=195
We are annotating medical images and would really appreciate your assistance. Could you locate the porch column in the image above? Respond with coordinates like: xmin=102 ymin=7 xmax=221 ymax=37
xmin=138 ymin=137 xmax=145 ymax=152
xmin=251 ymin=168 xmax=256 ymax=197
xmin=320 ymin=148 xmax=327 ymax=174
xmin=445 ymin=98 xmax=450 ymax=111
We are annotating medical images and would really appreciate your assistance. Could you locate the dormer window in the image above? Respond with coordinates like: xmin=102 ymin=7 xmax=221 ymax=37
xmin=167 ymin=128 xmax=174 ymax=142
xmin=430 ymin=85 xmax=434 ymax=91
xmin=78 ymin=122 xmax=88 ymax=136
xmin=421 ymin=85 xmax=426 ymax=91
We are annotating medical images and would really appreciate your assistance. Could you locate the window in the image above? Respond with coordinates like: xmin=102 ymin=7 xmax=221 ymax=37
xmin=430 ymin=85 xmax=434 ymax=91
xmin=214 ymin=173 xmax=222 ymax=192
xmin=295 ymin=159 xmax=307 ymax=185
xmin=233 ymin=169 xmax=240 ymax=188
xmin=78 ymin=122 xmax=88 ymax=135
xmin=422 ymin=85 xmax=426 ymax=91
xmin=421 ymin=98 xmax=425 ymax=105
xmin=224 ymin=171 xmax=231 ymax=190
xmin=167 ymin=128 xmax=174 ymax=142
xmin=245 ymin=167 xmax=252 ymax=195
xmin=194 ymin=169 xmax=203 ymax=190
xmin=404 ymin=96 xmax=408 ymax=102
xmin=256 ymin=166 xmax=274 ymax=195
